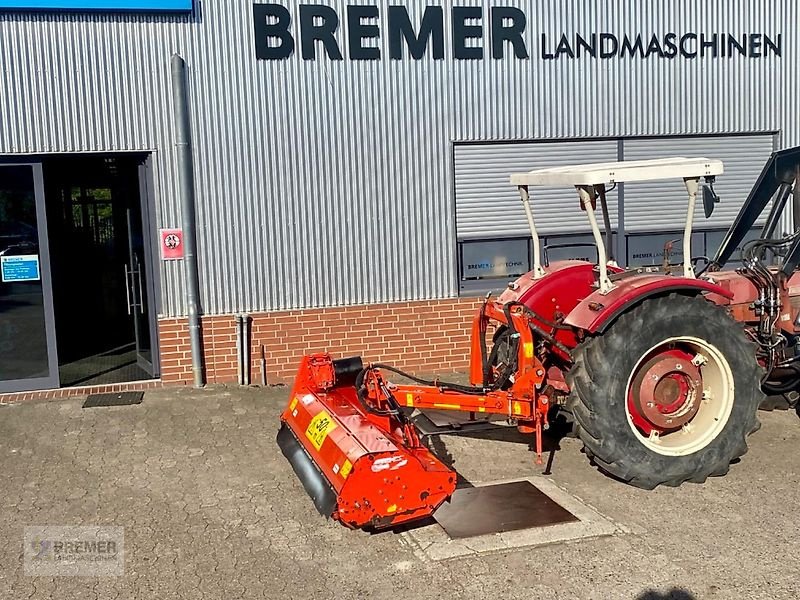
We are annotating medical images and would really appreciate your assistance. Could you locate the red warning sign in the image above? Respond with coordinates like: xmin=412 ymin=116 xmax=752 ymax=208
xmin=160 ymin=228 xmax=184 ymax=260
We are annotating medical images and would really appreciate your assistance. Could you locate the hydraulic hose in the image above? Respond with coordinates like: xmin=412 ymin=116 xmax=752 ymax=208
xmin=369 ymin=363 xmax=496 ymax=396
xmin=497 ymin=302 xmax=522 ymax=388
xmin=739 ymin=232 xmax=800 ymax=386
xmin=364 ymin=305 xmax=571 ymax=397
xmin=355 ymin=368 xmax=402 ymax=416
xmin=357 ymin=300 xmax=575 ymax=405
xmin=529 ymin=320 xmax=573 ymax=359
xmin=505 ymin=301 xmax=574 ymax=360
xmin=761 ymin=365 xmax=800 ymax=395
xmin=525 ymin=309 xmax=573 ymax=331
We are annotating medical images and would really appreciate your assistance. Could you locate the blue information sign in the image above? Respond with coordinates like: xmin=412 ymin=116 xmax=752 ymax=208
xmin=1 ymin=255 xmax=41 ymax=283
xmin=0 ymin=0 xmax=191 ymax=10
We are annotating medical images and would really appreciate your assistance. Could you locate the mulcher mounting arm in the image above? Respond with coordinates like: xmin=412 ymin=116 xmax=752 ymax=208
xmin=362 ymin=299 xmax=555 ymax=460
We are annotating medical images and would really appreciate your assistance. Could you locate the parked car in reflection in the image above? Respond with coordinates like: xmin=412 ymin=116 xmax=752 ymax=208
xmin=0 ymin=220 xmax=37 ymax=257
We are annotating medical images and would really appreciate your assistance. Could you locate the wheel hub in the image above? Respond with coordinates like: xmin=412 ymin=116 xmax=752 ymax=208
xmin=654 ymin=376 xmax=682 ymax=406
xmin=630 ymin=352 xmax=703 ymax=431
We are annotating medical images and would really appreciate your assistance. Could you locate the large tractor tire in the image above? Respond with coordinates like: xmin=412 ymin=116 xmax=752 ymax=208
xmin=566 ymin=293 xmax=763 ymax=489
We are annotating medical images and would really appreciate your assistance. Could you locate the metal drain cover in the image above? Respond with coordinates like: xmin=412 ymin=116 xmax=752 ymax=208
xmin=433 ymin=480 xmax=579 ymax=539
xmin=83 ymin=391 xmax=144 ymax=408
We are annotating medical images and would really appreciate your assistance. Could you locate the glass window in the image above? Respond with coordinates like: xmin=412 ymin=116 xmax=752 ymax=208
xmin=460 ymin=239 xmax=530 ymax=281
xmin=0 ymin=166 xmax=50 ymax=381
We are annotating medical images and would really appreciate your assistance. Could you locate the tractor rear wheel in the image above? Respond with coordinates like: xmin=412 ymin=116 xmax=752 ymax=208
xmin=566 ymin=294 xmax=763 ymax=489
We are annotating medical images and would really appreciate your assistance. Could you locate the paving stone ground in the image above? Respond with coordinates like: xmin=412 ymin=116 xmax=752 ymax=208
xmin=1 ymin=384 xmax=798 ymax=599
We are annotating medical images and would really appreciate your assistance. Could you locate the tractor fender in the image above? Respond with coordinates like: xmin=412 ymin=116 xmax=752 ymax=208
xmin=563 ymin=275 xmax=735 ymax=334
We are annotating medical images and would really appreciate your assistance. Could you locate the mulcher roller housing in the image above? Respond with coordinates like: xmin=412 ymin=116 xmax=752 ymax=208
xmin=278 ymin=354 xmax=456 ymax=530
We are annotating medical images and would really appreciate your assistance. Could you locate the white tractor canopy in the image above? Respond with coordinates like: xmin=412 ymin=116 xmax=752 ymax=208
xmin=510 ymin=157 xmax=724 ymax=187
xmin=510 ymin=157 xmax=725 ymax=291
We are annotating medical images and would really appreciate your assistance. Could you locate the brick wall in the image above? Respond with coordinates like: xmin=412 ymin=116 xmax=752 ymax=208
xmin=158 ymin=297 xmax=484 ymax=385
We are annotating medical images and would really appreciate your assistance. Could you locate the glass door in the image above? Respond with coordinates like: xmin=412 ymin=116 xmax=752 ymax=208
xmin=135 ymin=156 xmax=160 ymax=378
xmin=0 ymin=163 xmax=59 ymax=392
xmin=126 ymin=207 xmax=154 ymax=376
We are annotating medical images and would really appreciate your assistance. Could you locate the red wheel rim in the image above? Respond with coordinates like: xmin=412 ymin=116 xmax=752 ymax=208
xmin=628 ymin=348 xmax=703 ymax=435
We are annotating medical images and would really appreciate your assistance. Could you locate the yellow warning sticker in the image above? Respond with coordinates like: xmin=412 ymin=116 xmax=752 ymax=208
xmin=523 ymin=341 xmax=534 ymax=359
xmin=289 ymin=397 xmax=299 ymax=412
xmin=305 ymin=410 xmax=337 ymax=451
xmin=513 ymin=401 xmax=522 ymax=415
xmin=405 ymin=393 xmax=414 ymax=407
xmin=340 ymin=459 xmax=353 ymax=479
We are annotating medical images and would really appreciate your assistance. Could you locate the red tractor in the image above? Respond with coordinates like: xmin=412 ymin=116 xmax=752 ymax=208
xmin=278 ymin=147 xmax=800 ymax=530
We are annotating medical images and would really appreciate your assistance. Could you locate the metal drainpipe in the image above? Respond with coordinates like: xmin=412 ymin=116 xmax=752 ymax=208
xmin=235 ymin=314 xmax=244 ymax=386
xmin=171 ymin=54 xmax=205 ymax=388
xmin=260 ymin=344 xmax=267 ymax=387
xmin=243 ymin=314 xmax=251 ymax=386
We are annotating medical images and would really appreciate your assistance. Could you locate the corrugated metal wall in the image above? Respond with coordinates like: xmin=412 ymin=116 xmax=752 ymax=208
xmin=454 ymin=140 xmax=619 ymax=238
xmin=454 ymin=133 xmax=775 ymax=245
xmin=623 ymin=134 xmax=776 ymax=232
xmin=0 ymin=1 xmax=796 ymax=316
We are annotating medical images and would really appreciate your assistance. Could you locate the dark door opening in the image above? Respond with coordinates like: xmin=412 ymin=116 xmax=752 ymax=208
xmin=43 ymin=154 xmax=157 ymax=387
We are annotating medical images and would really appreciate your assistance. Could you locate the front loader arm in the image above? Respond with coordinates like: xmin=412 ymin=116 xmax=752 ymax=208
xmin=710 ymin=146 xmax=800 ymax=270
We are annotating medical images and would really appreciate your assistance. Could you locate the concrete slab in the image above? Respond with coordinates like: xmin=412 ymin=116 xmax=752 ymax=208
xmin=400 ymin=476 xmax=626 ymax=562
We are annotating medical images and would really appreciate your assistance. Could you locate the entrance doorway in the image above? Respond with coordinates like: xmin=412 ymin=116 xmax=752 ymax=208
xmin=43 ymin=154 xmax=159 ymax=387
xmin=0 ymin=153 xmax=159 ymax=393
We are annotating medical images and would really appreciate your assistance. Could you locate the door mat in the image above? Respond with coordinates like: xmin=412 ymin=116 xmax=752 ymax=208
xmin=83 ymin=391 xmax=144 ymax=408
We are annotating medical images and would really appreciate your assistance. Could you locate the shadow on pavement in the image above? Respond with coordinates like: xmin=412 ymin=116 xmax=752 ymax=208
xmin=637 ymin=589 xmax=697 ymax=600
xmin=424 ymin=411 xmax=575 ymax=478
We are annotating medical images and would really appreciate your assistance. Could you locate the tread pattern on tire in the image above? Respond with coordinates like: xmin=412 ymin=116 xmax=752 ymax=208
xmin=565 ymin=293 xmax=764 ymax=489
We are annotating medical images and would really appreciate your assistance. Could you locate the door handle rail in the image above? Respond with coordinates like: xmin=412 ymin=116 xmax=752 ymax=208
xmin=136 ymin=265 xmax=145 ymax=314
xmin=124 ymin=264 xmax=132 ymax=315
